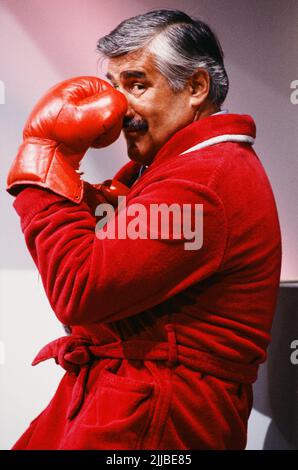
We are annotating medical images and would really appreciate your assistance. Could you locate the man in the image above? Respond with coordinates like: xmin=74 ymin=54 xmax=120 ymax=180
xmin=7 ymin=9 xmax=281 ymax=449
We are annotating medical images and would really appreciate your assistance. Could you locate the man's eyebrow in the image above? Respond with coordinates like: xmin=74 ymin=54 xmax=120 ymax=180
xmin=120 ymin=70 xmax=146 ymax=79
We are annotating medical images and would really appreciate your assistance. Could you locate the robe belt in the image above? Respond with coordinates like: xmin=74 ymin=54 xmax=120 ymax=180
xmin=32 ymin=325 xmax=259 ymax=420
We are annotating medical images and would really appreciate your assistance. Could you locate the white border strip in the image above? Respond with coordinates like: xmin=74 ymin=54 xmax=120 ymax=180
xmin=0 ymin=341 xmax=5 ymax=365
xmin=180 ymin=134 xmax=255 ymax=155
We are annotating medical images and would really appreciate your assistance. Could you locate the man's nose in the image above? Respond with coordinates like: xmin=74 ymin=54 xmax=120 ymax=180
xmin=124 ymin=104 xmax=135 ymax=120
xmin=125 ymin=103 xmax=135 ymax=120
xmin=118 ymin=88 xmax=135 ymax=117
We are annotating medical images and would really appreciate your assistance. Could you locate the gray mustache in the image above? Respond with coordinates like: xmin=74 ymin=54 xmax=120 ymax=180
xmin=123 ymin=117 xmax=148 ymax=132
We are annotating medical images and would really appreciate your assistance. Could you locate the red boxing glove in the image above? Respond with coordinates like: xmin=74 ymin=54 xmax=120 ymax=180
xmin=96 ymin=161 xmax=143 ymax=206
xmin=6 ymin=76 xmax=127 ymax=203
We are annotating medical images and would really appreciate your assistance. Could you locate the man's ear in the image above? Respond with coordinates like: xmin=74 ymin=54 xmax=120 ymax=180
xmin=188 ymin=68 xmax=211 ymax=107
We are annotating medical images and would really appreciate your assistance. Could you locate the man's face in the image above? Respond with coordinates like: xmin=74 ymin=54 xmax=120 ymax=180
xmin=106 ymin=50 xmax=197 ymax=165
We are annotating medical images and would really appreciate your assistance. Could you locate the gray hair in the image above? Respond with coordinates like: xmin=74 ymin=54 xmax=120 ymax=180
xmin=97 ymin=9 xmax=229 ymax=106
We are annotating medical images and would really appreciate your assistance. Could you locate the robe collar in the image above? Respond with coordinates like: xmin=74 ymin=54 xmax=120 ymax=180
xmin=151 ymin=113 xmax=256 ymax=166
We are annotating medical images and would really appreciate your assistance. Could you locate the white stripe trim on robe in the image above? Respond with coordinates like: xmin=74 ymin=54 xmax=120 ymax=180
xmin=179 ymin=134 xmax=255 ymax=156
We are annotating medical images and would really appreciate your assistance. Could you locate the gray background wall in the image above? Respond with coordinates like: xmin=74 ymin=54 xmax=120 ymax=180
xmin=0 ymin=0 xmax=297 ymax=449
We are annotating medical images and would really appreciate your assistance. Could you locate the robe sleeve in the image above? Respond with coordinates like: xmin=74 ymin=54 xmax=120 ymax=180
xmin=13 ymin=178 xmax=228 ymax=325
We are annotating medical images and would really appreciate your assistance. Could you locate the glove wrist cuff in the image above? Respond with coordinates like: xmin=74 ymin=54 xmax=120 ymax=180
xmin=7 ymin=139 xmax=84 ymax=203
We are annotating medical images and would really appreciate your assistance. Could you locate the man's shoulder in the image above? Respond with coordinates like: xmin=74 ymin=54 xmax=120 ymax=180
xmin=149 ymin=140 xmax=254 ymax=188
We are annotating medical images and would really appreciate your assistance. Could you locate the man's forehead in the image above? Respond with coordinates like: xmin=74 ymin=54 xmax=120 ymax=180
xmin=107 ymin=50 xmax=155 ymax=80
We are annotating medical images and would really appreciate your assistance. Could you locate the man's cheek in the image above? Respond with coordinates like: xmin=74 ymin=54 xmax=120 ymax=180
xmin=141 ymin=132 xmax=154 ymax=147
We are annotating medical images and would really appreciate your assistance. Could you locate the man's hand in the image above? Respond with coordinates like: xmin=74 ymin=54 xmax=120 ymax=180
xmin=6 ymin=76 xmax=127 ymax=203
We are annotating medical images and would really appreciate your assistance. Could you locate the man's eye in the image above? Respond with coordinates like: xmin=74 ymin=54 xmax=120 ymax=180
xmin=131 ymin=83 xmax=146 ymax=95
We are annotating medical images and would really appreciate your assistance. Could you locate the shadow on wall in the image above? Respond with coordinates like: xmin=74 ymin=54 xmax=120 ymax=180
xmin=253 ymin=283 xmax=298 ymax=449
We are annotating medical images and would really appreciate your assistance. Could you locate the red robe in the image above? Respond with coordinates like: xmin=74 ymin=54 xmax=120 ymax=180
xmin=11 ymin=113 xmax=281 ymax=450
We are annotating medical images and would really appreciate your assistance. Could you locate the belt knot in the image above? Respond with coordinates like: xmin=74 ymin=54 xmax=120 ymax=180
xmin=32 ymin=335 xmax=92 ymax=375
